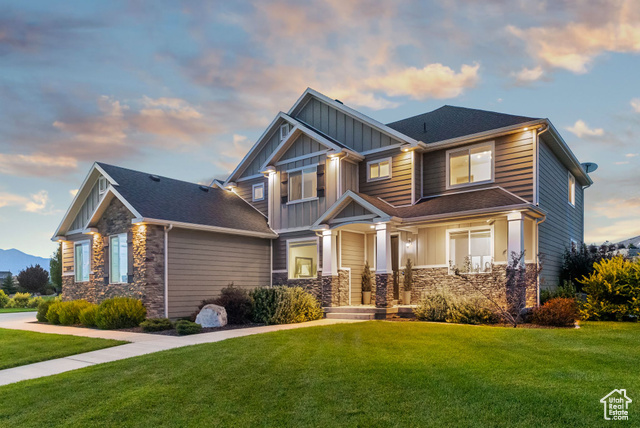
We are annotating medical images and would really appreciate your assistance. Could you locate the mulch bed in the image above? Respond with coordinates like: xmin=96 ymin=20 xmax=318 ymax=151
xmin=118 ymin=322 xmax=265 ymax=336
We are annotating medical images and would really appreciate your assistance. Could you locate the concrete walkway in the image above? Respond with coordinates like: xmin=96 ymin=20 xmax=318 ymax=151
xmin=0 ymin=312 xmax=363 ymax=387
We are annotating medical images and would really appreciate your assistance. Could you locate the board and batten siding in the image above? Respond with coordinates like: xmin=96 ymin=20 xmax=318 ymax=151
xmin=70 ymin=180 xmax=103 ymax=231
xmin=295 ymin=98 xmax=403 ymax=152
xmin=167 ymin=228 xmax=271 ymax=318
xmin=235 ymin=176 xmax=268 ymax=216
xmin=422 ymin=131 xmax=535 ymax=201
xmin=537 ymin=137 xmax=584 ymax=288
xmin=240 ymin=118 xmax=290 ymax=179
xmin=359 ymin=150 xmax=413 ymax=206
xmin=341 ymin=159 xmax=359 ymax=193
xmin=340 ymin=231 xmax=365 ymax=305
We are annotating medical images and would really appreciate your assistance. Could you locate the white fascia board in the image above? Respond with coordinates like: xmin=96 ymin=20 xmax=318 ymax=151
xmin=288 ymin=88 xmax=420 ymax=147
xmin=84 ymin=187 xmax=142 ymax=229
xmin=133 ymin=218 xmax=278 ymax=239
xmin=52 ymin=163 xmax=101 ymax=239
xmin=400 ymin=204 xmax=546 ymax=225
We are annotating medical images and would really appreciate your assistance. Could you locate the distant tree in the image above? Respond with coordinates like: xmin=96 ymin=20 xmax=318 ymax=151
xmin=617 ymin=243 xmax=626 ymax=250
xmin=50 ymin=244 xmax=62 ymax=292
xmin=560 ymin=243 xmax=616 ymax=292
xmin=1 ymin=273 xmax=17 ymax=295
xmin=629 ymin=243 xmax=638 ymax=250
xmin=17 ymin=265 xmax=49 ymax=294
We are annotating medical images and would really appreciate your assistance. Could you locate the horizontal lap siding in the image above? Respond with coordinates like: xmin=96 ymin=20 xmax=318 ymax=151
xmin=340 ymin=231 xmax=365 ymax=305
xmin=538 ymin=138 xmax=584 ymax=287
xmin=62 ymin=234 xmax=93 ymax=276
xmin=422 ymin=131 xmax=534 ymax=201
xmin=359 ymin=150 xmax=413 ymax=205
xmin=167 ymin=228 xmax=271 ymax=318
xmin=235 ymin=177 xmax=268 ymax=216
xmin=296 ymin=98 xmax=402 ymax=152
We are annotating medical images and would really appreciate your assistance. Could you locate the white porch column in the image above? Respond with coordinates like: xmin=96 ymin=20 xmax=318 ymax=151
xmin=376 ymin=223 xmax=392 ymax=274
xmin=507 ymin=211 xmax=525 ymax=265
xmin=322 ymin=230 xmax=338 ymax=276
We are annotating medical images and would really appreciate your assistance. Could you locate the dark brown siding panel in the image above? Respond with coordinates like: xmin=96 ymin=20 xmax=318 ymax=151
xmin=359 ymin=150 xmax=413 ymax=206
xmin=235 ymin=177 xmax=268 ymax=216
xmin=538 ymin=137 xmax=584 ymax=288
xmin=422 ymin=131 xmax=534 ymax=201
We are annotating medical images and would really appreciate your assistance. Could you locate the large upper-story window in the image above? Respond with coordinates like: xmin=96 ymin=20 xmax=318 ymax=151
xmin=448 ymin=228 xmax=492 ymax=274
xmin=568 ymin=172 xmax=576 ymax=206
xmin=367 ymin=157 xmax=391 ymax=181
xmin=110 ymin=233 xmax=128 ymax=284
xmin=447 ymin=142 xmax=494 ymax=189
xmin=74 ymin=241 xmax=90 ymax=282
xmin=289 ymin=166 xmax=317 ymax=202
xmin=288 ymin=239 xmax=318 ymax=279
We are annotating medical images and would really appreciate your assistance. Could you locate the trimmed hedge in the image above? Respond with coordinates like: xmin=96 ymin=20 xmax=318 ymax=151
xmin=176 ymin=320 xmax=202 ymax=336
xmin=250 ymin=286 xmax=322 ymax=325
xmin=79 ymin=305 xmax=99 ymax=327
xmin=36 ymin=298 xmax=57 ymax=322
xmin=140 ymin=318 xmax=173 ymax=332
xmin=414 ymin=294 xmax=449 ymax=322
xmin=95 ymin=297 xmax=146 ymax=330
xmin=46 ymin=301 xmax=63 ymax=325
xmin=415 ymin=294 xmax=500 ymax=325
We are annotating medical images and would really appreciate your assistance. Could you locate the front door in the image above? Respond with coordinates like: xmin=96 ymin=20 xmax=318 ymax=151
xmin=391 ymin=235 xmax=399 ymax=300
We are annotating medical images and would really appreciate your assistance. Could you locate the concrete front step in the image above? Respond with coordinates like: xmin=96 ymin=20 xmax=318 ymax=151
xmin=325 ymin=312 xmax=375 ymax=320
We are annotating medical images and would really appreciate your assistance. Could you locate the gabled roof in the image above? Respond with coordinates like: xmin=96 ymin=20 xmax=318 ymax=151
xmin=386 ymin=105 xmax=540 ymax=144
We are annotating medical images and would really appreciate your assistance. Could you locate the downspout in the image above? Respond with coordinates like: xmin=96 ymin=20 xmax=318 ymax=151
xmin=164 ymin=224 xmax=173 ymax=318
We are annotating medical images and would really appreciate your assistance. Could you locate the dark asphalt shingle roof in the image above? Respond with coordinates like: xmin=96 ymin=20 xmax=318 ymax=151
xmin=386 ymin=105 xmax=539 ymax=144
xmin=357 ymin=187 xmax=529 ymax=219
xmin=97 ymin=163 xmax=275 ymax=236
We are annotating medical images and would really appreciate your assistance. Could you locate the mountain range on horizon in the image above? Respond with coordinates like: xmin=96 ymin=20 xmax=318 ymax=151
xmin=0 ymin=248 xmax=50 ymax=275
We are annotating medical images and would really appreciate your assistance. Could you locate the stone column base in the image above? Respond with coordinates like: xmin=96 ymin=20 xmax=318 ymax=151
xmin=375 ymin=273 xmax=394 ymax=308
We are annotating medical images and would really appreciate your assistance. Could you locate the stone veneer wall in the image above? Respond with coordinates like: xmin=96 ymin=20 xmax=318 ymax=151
xmin=61 ymin=198 xmax=166 ymax=317
xmin=273 ymin=269 xmax=350 ymax=307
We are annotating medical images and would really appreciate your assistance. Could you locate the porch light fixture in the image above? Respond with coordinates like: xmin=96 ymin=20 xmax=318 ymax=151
xmin=225 ymin=182 xmax=237 ymax=190
xmin=84 ymin=227 xmax=99 ymax=235
xmin=401 ymin=143 xmax=412 ymax=152
xmin=523 ymin=127 xmax=529 ymax=131
xmin=328 ymin=150 xmax=345 ymax=160
xmin=261 ymin=165 xmax=276 ymax=176
xmin=406 ymin=237 xmax=412 ymax=248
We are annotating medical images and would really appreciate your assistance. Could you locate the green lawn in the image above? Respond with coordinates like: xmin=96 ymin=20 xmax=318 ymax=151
xmin=0 ymin=307 xmax=37 ymax=313
xmin=0 ymin=329 xmax=126 ymax=370
xmin=0 ymin=321 xmax=638 ymax=427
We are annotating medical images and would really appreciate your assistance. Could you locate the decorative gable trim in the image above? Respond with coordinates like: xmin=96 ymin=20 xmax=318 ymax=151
xmin=311 ymin=190 xmax=395 ymax=229
xmin=84 ymin=187 xmax=142 ymax=230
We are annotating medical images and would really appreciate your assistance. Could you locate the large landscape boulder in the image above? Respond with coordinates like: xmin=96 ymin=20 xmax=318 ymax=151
xmin=195 ymin=304 xmax=228 ymax=328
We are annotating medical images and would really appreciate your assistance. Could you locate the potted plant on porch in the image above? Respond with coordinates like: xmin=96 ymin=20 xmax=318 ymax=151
xmin=403 ymin=259 xmax=413 ymax=305
xmin=362 ymin=261 xmax=372 ymax=305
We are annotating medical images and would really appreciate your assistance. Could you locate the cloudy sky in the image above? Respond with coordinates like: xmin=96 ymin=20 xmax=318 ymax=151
xmin=1 ymin=0 xmax=639 ymax=257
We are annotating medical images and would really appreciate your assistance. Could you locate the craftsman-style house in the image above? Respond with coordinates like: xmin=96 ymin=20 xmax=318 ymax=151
xmin=53 ymin=88 xmax=592 ymax=318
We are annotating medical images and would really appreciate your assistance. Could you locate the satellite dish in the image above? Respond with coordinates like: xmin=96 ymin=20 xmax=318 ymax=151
xmin=581 ymin=162 xmax=598 ymax=173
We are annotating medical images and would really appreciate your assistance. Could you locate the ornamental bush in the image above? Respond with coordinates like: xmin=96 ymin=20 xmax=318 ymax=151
xmin=578 ymin=256 xmax=640 ymax=321
xmin=446 ymin=298 xmax=500 ymax=325
xmin=0 ymin=290 xmax=9 ymax=308
xmin=9 ymin=292 xmax=31 ymax=308
xmin=540 ymin=281 xmax=577 ymax=305
xmin=140 ymin=318 xmax=173 ymax=332
xmin=46 ymin=301 xmax=63 ymax=325
xmin=58 ymin=300 xmax=92 ymax=325
xmin=414 ymin=294 xmax=449 ymax=322
xmin=532 ymin=298 xmax=579 ymax=327
xmin=250 ymin=287 xmax=280 ymax=324
xmin=194 ymin=284 xmax=253 ymax=324
xmin=36 ymin=299 xmax=56 ymax=322
xmin=250 ymin=286 xmax=322 ymax=325
xmin=79 ymin=304 xmax=99 ymax=327
xmin=95 ymin=297 xmax=147 ymax=330
xmin=175 ymin=320 xmax=202 ymax=335
xmin=27 ymin=296 xmax=43 ymax=309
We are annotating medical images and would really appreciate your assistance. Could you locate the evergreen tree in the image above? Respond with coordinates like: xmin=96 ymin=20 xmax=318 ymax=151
xmin=403 ymin=258 xmax=414 ymax=291
xmin=2 ymin=273 xmax=17 ymax=295
xmin=50 ymin=244 xmax=63 ymax=292
xmin=361 ymin=261 xmax=372 ymax=292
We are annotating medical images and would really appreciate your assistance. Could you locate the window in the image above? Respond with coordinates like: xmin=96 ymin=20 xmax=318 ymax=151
xmin=288 ymin=240 xmax=318 ymax=279
xmin=568 ymin=172 xmax=576 ymax=206
xmin=448 ymin=228 xmax=492 ymax=273
xmin=252 ymin=183 xmax=265 ymax=201
xmin=109 ymin=233 xmax=128 ymax=284
xmin=367 ymin=158 xmax=391 ymax=181
xmin=98 ymin=176 xmax=107 ymax=195
xmin=288 ymin=166 xmax=317 ymax=202
xmin=280 ymin=124 xmax=290 ymax=141
xmin=74 ymin=242 xmax=90 ymax=282
xmin=447 ymin=143 xmax=493 ymax=188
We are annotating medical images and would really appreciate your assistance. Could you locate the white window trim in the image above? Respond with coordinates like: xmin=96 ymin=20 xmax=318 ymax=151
xmin=445 ymin=141 xmax=495 ymax=190
xmin=568 ymin=171 xmax=576 ymax=207
xmin=286 ymin=237 xmax=320 ymax=280
xmin=74 ymin=240 xmax=91 ymax=283
xmin=286 ymin=164 xmax=318 ymax=204
xmin=366 ymin=157 xmax=392 ymax=182
xmin=98 ymin=176 xmax=108 ymax=195
xmin=279 ymin=123 xmax=290 ymax=142
xmin=109 ymin=233 xmax=129 ymax=284
xmin=252 ymin=182 xmax=265 ymax=202
xmin=445 ymin=225 xmax=494 ymax=275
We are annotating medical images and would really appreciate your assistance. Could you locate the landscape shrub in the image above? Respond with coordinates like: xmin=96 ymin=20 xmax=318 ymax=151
xmin=250 ymin=286 xmax=322 ymax=325
xmin=9 ymin=292 xmax=32 ymax=308
xmin=193 ymin=284 xmax=253 ymax=324
xmin=532 ymin=297 xmax=579 ymax=327
xmin=414 ymin=294 xmax=449 ymax=322
xmin=0 ymin=290 xmax=9 ymax=308
xmin=579 ymin=256 xmax=640 ymax=321
xmin=175 ymin=320 xmax=202 ymax=335
xmin=16 ymin=265 xmax=49 ymax=294
xmin=27 ymin=296 xmax=44 ymax=309
xmin=46 ymin=301 xmax=63 ymax=324
xmin=540 ymin=281 xmax=577 ymax=305
xmin=140 ymin=318 xmax=173 ymax=332
xmin=446 ymin=298 xmax=500 ymax=325
xmin=36 ymin=299 xmax=56 ymax=322
xmin=78 ymin=304 xmax=99 ymax=327
xmin=560 ymin=243 xmax=616 ymax=291
xmin=95 ymin=297 xmax=147 ymax=330
xmin=58 ymin=300 xmax=92 ymax=325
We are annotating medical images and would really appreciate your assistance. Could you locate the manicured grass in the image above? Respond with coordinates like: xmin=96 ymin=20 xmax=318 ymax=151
xmin=1 ymin=321 xmax=638 ymax=427
xmin=0 ymin=328 xmax=126 ymax=370
xmin=0 ymin=307 xmax=36 ymax=313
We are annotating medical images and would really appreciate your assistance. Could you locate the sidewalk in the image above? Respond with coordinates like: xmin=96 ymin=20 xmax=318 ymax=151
xmin=0 ymin=312 xmax=363 ymax=387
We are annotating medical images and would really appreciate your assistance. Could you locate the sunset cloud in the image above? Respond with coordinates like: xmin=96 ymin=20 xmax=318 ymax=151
xmin=566 ymin=120 xmax=604 ymax=138
xmin=0 ymin=190 xmax=54 ymax=214
xmin=0 ymin=153 xmax=77 ymax=177
xmin=631 ymin=98 xmax=640 ymax=113
xmin=511 ymin=66 xmax=544 ymax=84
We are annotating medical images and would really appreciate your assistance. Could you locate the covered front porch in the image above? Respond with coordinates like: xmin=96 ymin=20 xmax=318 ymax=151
xmin=314 ymin=190 xmax=543 ymax=311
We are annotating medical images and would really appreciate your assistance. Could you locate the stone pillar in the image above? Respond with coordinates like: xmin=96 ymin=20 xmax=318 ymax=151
xmin=507 ymin=211 xmax=525 ymax=265
xmin=375 ymin=223 xmax=392 ymax=307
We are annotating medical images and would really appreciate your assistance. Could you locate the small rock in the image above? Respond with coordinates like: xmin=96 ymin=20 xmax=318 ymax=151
xmin=195 ymin=304 xmax=228 ymax=328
